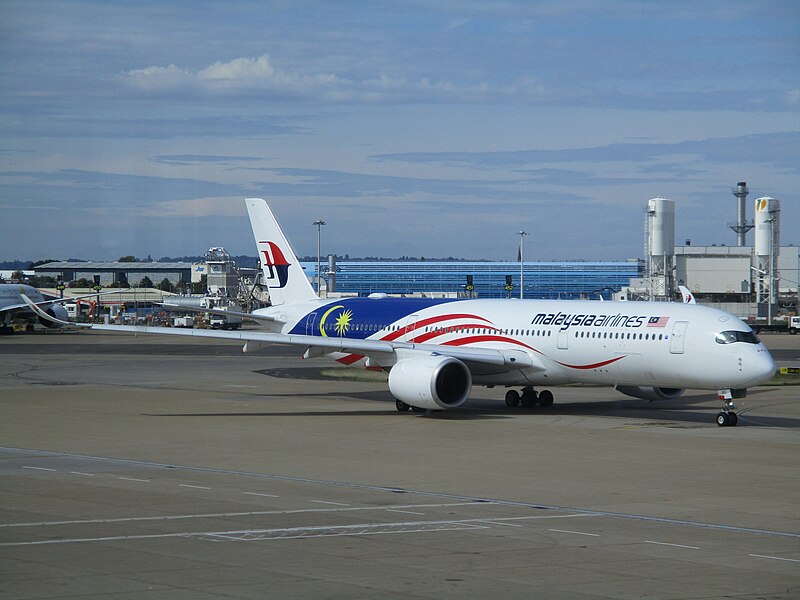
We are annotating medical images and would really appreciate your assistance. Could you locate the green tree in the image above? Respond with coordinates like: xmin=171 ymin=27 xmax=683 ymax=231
xmin=118 ymin=256 xmax=137 ymax=262
xmin=158 ymin=278 xmax=174 ymax=293
xmin=27 ymin=259 xmax=57 ymax=269
xmin=139 ymin=276 xmax=154 ymax=288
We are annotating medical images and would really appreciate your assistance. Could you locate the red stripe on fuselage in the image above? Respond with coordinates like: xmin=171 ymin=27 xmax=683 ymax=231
xmin=380 ymin=313 xmax=493 ymax=342
xmin=441 ymin=335 xmax=540 ymax=353
xmin=408 ymin=323 xmax=500 ymax=345
xmin=555 ymin=355 xmax=625 ymax=370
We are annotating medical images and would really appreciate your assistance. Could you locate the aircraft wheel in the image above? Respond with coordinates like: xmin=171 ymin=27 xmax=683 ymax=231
xmin=395 ymin=399 xmax=410 ymax=412
xmin=411 ymin=406 xmax=424 ymax=412
xmin=728 ymin=412 xmax=738 ymax=426
xmin=521 ymin=388 xmax=538 ymax=408
xmin=505 ymin=390 xmax=520 ymax=408
xmin=716 ymin=412 xmax=730 ymax=427
xmin=538 ymin=390 xmax=554 ymax=407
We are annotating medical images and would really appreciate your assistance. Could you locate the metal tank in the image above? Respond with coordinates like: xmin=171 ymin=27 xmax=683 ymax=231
xmin=754 ymin=197 xmax=780 ymax=316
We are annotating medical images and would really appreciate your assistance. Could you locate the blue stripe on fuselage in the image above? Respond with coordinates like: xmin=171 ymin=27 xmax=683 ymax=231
xmin=289 ymin=297 xmax=459 ymax=338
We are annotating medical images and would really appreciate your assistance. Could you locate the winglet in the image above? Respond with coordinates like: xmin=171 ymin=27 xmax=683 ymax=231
xmin=20 ymin=294 xmax=89 ymax=328
xmin=678 ymin=286 xmax=696 ymax=304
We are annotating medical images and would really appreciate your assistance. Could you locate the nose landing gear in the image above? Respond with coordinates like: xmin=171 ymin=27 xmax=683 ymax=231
xmin=716 ymin=389 xmax=740 ymax=427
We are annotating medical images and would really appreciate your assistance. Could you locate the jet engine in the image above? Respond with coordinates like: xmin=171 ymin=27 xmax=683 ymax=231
xmin=39 ymin=304 xmax=68 ymax=328
xmin=388 ymin=354 xmax=471 ymax=410
xmin=615 ymin=385 xmax=684 ymax=402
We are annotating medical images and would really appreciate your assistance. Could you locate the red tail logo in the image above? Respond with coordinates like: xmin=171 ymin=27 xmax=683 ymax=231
xmin=259 ymin=241 xmax=290 ymax=288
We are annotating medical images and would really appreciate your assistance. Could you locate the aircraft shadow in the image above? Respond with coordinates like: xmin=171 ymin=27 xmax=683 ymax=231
xmin=140 ymin=368 xmax=800 ymax=427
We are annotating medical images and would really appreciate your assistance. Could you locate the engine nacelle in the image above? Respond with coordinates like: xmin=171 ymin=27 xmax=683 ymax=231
xmin=39 ymin=304 xmax=67 ymax=328
xmin=388 ymin=354 xmax=471 ymax=410
xmin=615 ymin=385 xmax=684 ymax=402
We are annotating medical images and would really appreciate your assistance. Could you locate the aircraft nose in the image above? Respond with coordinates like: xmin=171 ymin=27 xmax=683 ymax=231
xmin=747 ymin=348 xmax=777 ymax=386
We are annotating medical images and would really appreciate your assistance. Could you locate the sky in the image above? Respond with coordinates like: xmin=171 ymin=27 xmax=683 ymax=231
xmin=1 ymin=0 xmax=798 ymax=263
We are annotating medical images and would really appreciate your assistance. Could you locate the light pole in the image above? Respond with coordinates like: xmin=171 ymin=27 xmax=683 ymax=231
xmin=768 ymin=217 xmax=775 ymax=326
xmin=518 ymin=231 xmax=529 ymax=299
xmin=313 ymin=220 xmax=326 ymax=296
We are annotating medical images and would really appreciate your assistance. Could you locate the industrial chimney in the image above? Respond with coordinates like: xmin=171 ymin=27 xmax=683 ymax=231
xmin=729 ymin=181 xmax=753 ymax=246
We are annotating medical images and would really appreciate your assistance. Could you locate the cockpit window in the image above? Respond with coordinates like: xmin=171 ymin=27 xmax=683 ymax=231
xmin=715 ymin=330 xmax=760 ymax=345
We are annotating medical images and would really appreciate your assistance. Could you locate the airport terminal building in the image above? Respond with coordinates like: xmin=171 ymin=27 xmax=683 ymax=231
xmin=301 ymin=259 xmax=644 ymax=299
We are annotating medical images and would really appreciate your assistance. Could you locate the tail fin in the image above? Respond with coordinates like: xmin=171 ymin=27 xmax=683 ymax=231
xmin=246 ymin=198 xmax=318 ymax=305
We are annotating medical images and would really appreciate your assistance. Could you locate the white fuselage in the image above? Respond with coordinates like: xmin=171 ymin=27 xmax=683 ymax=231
xmin=256 ymin=297 xmax=776 ymax=392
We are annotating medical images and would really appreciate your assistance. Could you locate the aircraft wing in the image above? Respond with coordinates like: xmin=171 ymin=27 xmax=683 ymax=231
xmin=1 ymin=289 xmax=124 ymax=314
xmin=23 ymin=294 xmax=543 ymax=373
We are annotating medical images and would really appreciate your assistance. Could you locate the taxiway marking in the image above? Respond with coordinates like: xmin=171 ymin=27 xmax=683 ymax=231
xmin=0 ymin=502 xmax=484 ymax=528
xmin=645 ymin=540 xmax=700 ymax=550
xmin=0 ymin=514 xmax=597 ymax=547
xmin=548 ymin=528 xmax=600 ymax=537
xmin=749 ymin=554 xmax=800 ymax=563
xmin=6 ymin=447 xmax=799 ymax=541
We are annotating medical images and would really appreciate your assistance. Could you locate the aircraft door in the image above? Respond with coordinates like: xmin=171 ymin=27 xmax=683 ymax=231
xmin=669 ymin=321 xmax=688 ymax=354
xmin=557 ymin=328 xmax=569 ymax=350
xmin=404 ymin=314 xmax=420 ymax=340
xmin=305 ymin=312 xmax=318 ymax=336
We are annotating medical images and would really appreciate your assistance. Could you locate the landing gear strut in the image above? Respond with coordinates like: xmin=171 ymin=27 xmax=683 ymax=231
xmin=716 ymin=389 xmax=739 ymax=427
xmin=505 ymin=387 xmax=554 ymax=409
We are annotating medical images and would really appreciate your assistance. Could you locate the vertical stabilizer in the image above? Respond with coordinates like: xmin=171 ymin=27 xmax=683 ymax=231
xmin=245 ymin=198 xmax=318 ymax=305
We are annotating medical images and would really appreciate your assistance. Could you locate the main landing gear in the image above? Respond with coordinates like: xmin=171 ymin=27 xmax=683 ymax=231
xmin=395 ymin=400 xmax=425 ymax=413
xmin=504 ymin=387 xmax=554 ymax=409
xmin=716 ymin=389 xmax=739 ymax=427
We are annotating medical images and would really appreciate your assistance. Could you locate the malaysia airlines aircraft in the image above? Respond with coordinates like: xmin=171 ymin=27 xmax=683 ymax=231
xmin=27 ymin=198 xmax=777 ymax=426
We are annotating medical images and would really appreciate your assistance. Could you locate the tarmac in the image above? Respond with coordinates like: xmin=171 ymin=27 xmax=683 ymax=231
xmin=1 ymin=330 xmax=799 ymax=599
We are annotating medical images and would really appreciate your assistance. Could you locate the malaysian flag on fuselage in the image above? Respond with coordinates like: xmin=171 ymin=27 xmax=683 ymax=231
xmin=647 ymin=316 xmax=669 ymax=328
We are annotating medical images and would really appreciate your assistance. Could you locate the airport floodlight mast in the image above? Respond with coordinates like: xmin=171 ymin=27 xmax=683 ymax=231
xmin=313 ymin=220 xmax=326 ymax=295
xmin=518 ymin=231 xmax=529 ymax=300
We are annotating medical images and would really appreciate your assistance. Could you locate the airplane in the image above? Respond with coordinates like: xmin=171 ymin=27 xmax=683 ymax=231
xmin=1 ymin=283 xmax=72 ymax=333
xmin=27 ymin=198 xmax=777 ymax=427
xmin=0 ymin=283 xmax=126 ymax=334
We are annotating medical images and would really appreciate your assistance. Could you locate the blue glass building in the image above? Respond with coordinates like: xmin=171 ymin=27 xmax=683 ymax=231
xmin=301 ymin=259 xmax=643 ymax=299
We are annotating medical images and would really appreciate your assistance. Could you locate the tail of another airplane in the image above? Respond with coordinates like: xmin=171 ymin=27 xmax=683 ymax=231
xmin=245 ymin=198 xmax=318 ymax=306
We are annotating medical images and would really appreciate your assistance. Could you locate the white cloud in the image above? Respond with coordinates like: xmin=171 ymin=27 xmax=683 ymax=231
xmin=122 ymin=54 xmax=347 ymax=97
xmin=119 ymin=54 xmax=503 ymax=103
xmin=123 ymin=64 xmax=194 ymax=91
xmin=118 ymin=53 xmax=593 ymax=106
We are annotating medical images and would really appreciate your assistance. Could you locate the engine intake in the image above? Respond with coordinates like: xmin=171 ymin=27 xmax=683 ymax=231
xmin=615 ymin=385 xmax=684 ymax=402
xmin=388 ymin=354 xmax=471 ymax=410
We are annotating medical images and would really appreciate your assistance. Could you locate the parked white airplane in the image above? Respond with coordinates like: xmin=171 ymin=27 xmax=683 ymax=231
xmin=27 ymin=198 xmax=777 ymax=426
